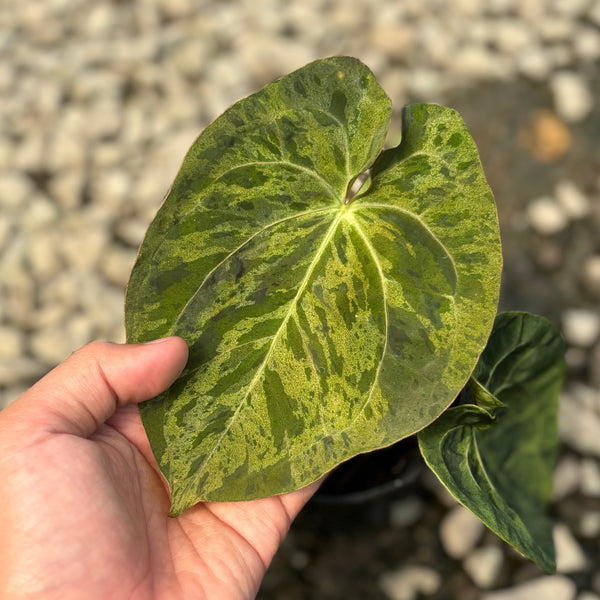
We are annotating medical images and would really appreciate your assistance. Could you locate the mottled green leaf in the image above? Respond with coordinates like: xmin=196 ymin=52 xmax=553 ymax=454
xmin=125 ymin=57 xmax=502 ymax=515
xmin=418 ymin=312 xmax=566 ymax=572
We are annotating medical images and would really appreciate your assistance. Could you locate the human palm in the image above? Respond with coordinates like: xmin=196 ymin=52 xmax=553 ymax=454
xmin=0 ymin=339 xmax=317 ymax=600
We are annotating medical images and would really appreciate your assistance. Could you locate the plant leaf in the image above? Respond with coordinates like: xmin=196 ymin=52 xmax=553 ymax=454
xmin=418 ymin=311 xmax=566 ymax=572
xmin=125 ymin=57 xmax=502 ymax=514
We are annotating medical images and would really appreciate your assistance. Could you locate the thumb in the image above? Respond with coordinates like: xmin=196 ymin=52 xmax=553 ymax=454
xmin=2 ymin=337 xmax=188 ymax=437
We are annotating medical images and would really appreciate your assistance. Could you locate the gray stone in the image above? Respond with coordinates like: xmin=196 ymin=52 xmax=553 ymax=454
xmin=379 ymin=566 xmax=441 ymax=600
xmin=555 ymin=523 xmax=588 ymax=573
xmin=439 ymin=505 xmax=485 ymax=560
xmin=389 ymin=495 xmax=424 ymax=528
xmin=463 ymin=545 xmax=504 ymax=589
xmin=481 ymin=575 xmax=576 ymax=600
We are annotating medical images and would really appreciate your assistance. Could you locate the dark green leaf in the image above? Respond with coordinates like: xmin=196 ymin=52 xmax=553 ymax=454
xmin=418 ymin=311 xmax=566 ymax=572
xmin=125 ymin=57 xmax=502 ymax=514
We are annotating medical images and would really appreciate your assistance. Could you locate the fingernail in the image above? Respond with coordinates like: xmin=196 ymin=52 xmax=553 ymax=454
xmin=143 ymin=337 xmax=174 ymax=345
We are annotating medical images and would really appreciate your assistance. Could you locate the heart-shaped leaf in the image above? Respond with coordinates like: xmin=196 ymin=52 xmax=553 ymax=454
xmin=418 ymin=311 xmax=566 ymax=572
xmin=125 ymin=57 xmax=502 ymax=515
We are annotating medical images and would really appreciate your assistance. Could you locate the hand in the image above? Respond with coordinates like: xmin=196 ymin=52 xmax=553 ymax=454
xmin=0 ymin=338 xmax=318 ymax=600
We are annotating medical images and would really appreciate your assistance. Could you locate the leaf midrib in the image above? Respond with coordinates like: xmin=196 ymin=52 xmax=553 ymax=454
xmin=186 ymin=207 xmax=348 ymax=480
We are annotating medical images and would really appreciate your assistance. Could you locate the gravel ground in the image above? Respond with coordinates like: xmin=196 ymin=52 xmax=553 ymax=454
xmin=1 ymin=1 xmax=600 ymax=599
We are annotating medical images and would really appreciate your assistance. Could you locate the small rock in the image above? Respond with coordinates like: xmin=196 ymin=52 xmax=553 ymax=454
xmin=389 ymin=495 xmax=425 ymax=528
xmin=494 ymin=19 xmax=531 ymax=54
xmin=518 ymin=110 xmax=571 ymax=162
xmin=517 ymin=45 xmax=552 ymax=81
xmin=379 ymin=566 xmax=441 ymax=600
xmin=0 ymin=325 xmax=26 ymax=361
xmin=574 ymin=27 xmax=600 ymax=61
xmin=439 ymin=505 xmax=485 ymax=560
xmin=582 ymin=256 xmax=600 ymax=298
xmin=59 ymin=223 xmax=109 ymax=272
xmin=30 ymin=316 xmax=94 ymax=366
xmin=463 ymin=545 xmax=504 ymax=589
xmin=579 ymin=511 xmax=600 ymax=538
xmin=551 ymin=72 xmax=593 ymax=123
xmin=527 ymin=197 xmax=569 ymax=235
xmin=0 ymin=172 xmax=34 ymax=210
xmin=562 ymin=309 xmax=600 ymax=347
xmin=555 ymin=523 xmax=588 ymax=573
xmin=481 ymin=575 xmax=576 ymax=600
xmin=115 ymin=218 xmax=148 ymax=248
xmin=100 ymin=245 xmax=138 ymax=288
xmin=555 ymin=180 xmax=590 ymax=219
xmin=591 ymin=344 xmax=600 ymax=389
xmin=451 ymin=45 xmax=511 ymax=80
xmin=580 ymin=459 xmax=600 ymax=497
xmin=369 ymin=24 xmax=416 ymax=60
xmin=553 ymin=455 xmax=581 ymax=501
xmin=48 ymin=170 xmax=85 ymax=210
xmin=560 ymin=386 xmax=600 ymax=456
xmin=0 ymin=357 xmax=46 ymax=387
xmin=577 ymin=592 xmax=600 ymax=600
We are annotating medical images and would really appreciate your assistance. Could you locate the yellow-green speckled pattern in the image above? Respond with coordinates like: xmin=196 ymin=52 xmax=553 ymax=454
xmin=125 ymin=57 xmax=502 ymax=514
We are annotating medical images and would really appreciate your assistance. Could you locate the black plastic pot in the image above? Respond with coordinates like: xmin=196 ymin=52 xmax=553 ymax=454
xmin=311 ymin=435 xmax=423 ymax=505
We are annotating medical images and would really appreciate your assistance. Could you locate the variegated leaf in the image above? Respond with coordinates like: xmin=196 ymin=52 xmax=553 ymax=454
xmin=125 ymin=57 xmax=502 ymax=515
xmin=418 ymin=312 xmax=566 ymax=572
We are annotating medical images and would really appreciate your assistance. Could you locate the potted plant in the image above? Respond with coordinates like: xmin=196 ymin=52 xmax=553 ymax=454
xmin=125 ymin=57 xmax=565 ymax=572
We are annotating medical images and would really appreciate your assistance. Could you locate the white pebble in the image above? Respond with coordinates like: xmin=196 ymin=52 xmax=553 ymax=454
xmin=555 ymin=523 xmax=588 ymax=573
xmin=379 ymin=566 xmax=441 ymax=600
xmin=0 ymin=325 xmax=26 ymax=361
xmin=553 ymin=455 xmax=581 ymax=501
xmin=30 ymin=316 xmax=93 ymax=366
xmin=517 ymin=45 xmax=552 ymax=80
xmin=440 ymin=505 xmax=485 ymax=560
xmin=551 ymin=72 xmax=593 ymax=123
xmin=555 ymin=180 xmax=590 ymax=219
xmin=463 ymin=545 xmax=504 ymax=589
xmin=579 ymin=511 xmax=600 ymax=538
xmin=562 ymin=309 xmax=600 ymax=347
xmin=580 ymin=459 xmax=600 ymax=497
xmin=582 ymin=256 xmax=600 ymax=297
xmin=574 ymin=27 xmax=600 ymax=61
xmin=481 ymin=575 xmax=576 ymax=600
xmin=527 ymin=197 xmax=569 ymax=235
xmin=560 ymin=386 xmax=600 ymax=457
xmin=0 ymin=172 xmax=34 ymax=210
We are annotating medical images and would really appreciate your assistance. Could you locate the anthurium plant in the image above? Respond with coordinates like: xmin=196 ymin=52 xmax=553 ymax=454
xmin=125 ymin=57 xmax=565 ymax=571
